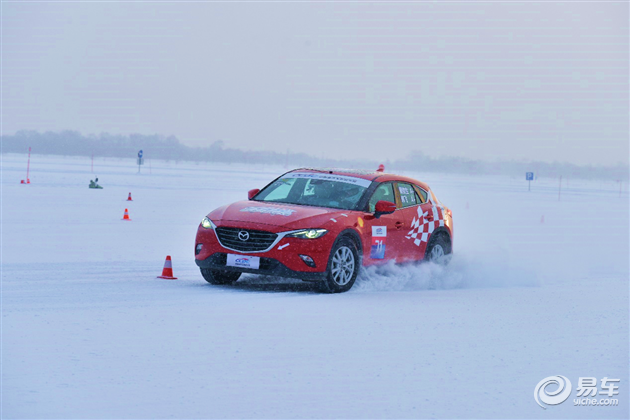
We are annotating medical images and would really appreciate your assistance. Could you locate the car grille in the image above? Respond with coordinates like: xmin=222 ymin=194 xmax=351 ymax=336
xmin=215 ymin=227 xmax=278 ymax=252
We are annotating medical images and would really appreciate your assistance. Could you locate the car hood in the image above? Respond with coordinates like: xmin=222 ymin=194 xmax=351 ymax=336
xmin=208 ymin=200 xmax=351 ymax=230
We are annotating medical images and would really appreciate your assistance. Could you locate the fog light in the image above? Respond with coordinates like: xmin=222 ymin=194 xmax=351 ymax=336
xmin=195 ymin=244 xmax=203 ymax=255
xmin=299 ymin=254 xmax=316 ymax=268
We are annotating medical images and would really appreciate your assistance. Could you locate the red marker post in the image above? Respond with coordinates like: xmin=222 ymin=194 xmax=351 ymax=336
xmin=21 ymin=147 xmax=31 ymax=184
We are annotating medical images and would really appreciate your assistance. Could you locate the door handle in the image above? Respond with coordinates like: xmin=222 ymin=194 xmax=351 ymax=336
xmin=425 ymin=214 xmax=434 ymax=221
xmin=395 ymin=221 xmax=404 ymax=229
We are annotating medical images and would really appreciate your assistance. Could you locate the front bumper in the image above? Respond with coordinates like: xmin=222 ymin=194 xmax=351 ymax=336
xmin=195 ymin=222 xmax=335 ymax=276
xmin=195 ymin=253 xmax=328 ymax=281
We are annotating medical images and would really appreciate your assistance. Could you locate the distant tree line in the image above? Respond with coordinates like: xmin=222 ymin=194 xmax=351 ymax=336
xmin=396 ymin=151 xmax=629 ymax=181
xmin=2 ymin=130 xmax=628 ymax=181
xmin=1 ymin=130 xmax=362 ymax=167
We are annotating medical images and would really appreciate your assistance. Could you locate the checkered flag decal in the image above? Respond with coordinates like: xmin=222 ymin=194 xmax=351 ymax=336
xmin=406 ymin=202 xmax=445 ymax=247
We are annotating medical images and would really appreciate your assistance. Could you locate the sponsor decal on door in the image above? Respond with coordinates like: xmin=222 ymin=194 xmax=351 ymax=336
xmin=370 ymin=226 xmax=387 ymax=259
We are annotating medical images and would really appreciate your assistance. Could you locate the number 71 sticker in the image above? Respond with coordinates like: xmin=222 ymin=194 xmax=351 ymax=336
xmin=371 ymin=226 xmax=387 ymax=259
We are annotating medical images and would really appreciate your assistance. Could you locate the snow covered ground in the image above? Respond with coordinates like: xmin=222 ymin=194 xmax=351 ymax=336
xmin=2 ymin=153 xmax=628 ymax=419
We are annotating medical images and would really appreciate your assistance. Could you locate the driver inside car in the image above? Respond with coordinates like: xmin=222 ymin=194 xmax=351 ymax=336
xmin=313 ymin=181 xmax=338 ymax=207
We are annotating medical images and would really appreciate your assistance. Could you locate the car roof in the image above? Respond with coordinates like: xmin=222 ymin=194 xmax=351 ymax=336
xmin=289 ymin=168 xmax=430 ymax=191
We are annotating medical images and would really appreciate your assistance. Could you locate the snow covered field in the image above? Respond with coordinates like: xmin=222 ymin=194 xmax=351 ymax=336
xmin=2 ymin=153 xmax=628 ymax=419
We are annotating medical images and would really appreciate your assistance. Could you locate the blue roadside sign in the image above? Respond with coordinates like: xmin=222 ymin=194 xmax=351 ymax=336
xmin=526 ymin=172 xmax=534 ymax=181
xmin=138 ymin=150 xmax=143 ymax=159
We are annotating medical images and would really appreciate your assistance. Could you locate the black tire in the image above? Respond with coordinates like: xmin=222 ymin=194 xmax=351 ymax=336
xmin=200 ymin=268 xmax=241 ymax=285
xmin=425 ymin=233 xmax=452 ymax=264
xmin=320 ymin=237 xmax=360 ymax=293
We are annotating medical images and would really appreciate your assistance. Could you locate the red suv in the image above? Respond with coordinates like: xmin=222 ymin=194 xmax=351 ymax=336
xmin=195 ymin=168 xmax=453 ymax=293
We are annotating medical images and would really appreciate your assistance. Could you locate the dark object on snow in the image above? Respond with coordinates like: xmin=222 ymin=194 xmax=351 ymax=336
xmin=89 ymin=177 xmax=103 ymax=189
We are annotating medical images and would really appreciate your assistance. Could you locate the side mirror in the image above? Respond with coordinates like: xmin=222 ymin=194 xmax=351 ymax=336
xmin=374 ymin=200 xmax=396 ymax=218
xmin=248 ymin=188 xmax=260 ymax=200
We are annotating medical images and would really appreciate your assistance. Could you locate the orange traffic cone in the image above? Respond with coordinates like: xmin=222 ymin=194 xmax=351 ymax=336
xmin=127 ymin=192 xmax=133 ymax=201
xmin=122 ymin=208 xmax=131 ymax=221
xmin=157 ymin=255 xmax=178 ymax=279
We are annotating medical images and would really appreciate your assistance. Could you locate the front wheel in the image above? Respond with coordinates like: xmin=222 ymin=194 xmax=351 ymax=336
xmin=321 ymin=238 xmax=360 ymax=293
xmin=200 ymin=268 xmax=241 ymax=285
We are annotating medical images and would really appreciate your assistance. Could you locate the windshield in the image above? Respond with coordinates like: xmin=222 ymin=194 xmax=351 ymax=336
xmin=255 ymin=172 xmax=372 ymax=210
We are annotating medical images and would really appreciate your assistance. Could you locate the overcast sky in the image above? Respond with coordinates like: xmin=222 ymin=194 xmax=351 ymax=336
xmin=2 ymin=2 xmax=628 ymax=166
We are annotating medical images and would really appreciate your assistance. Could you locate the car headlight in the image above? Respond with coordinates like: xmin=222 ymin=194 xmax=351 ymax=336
xmin=201 ymin=216 xmax=215 ymax=229
xmin=286 ymin=229 xmax=328 ymax=239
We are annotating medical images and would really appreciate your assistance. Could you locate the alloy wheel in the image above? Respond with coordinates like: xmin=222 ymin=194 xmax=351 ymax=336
xmin=331 ymin=246 xmax=355 ymax=286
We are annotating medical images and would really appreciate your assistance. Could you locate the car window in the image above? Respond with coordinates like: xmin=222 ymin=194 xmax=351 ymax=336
xmin=303 ymin=179 xmax=316 ymax=196
xmin=368 ymin=183 xmax=395 ymax=212
xmin=255 ymin=173 xmax=370 ymax=210
xmin=262 ymin=178 xmax=297 ymax=201
xmin=413 ymin=185 xmax=428 ymax=203
xmin=397 ymin=182 xmax=419 ymax=208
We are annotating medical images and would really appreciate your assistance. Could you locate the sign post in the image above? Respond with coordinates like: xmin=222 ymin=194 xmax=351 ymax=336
xmin=137 ymin=150 xmax=144 ymax=173
xmin=526 ymin=172 xmax=534 ymax=191
xmin=26 ymin=146 xmax=31 ymax=182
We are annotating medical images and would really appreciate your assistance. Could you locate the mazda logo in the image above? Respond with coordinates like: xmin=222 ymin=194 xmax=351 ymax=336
xmin=238 ymin=231 xmax=250 ymax=241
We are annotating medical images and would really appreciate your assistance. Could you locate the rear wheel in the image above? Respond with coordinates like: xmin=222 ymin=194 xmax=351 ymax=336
xmin=200 ymin=268 xmax=241 ymax=285
xmin=425 ymin=233 xmax=452 ymax=264
xmin=321 ymin=237 xmax=360 ymax=293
